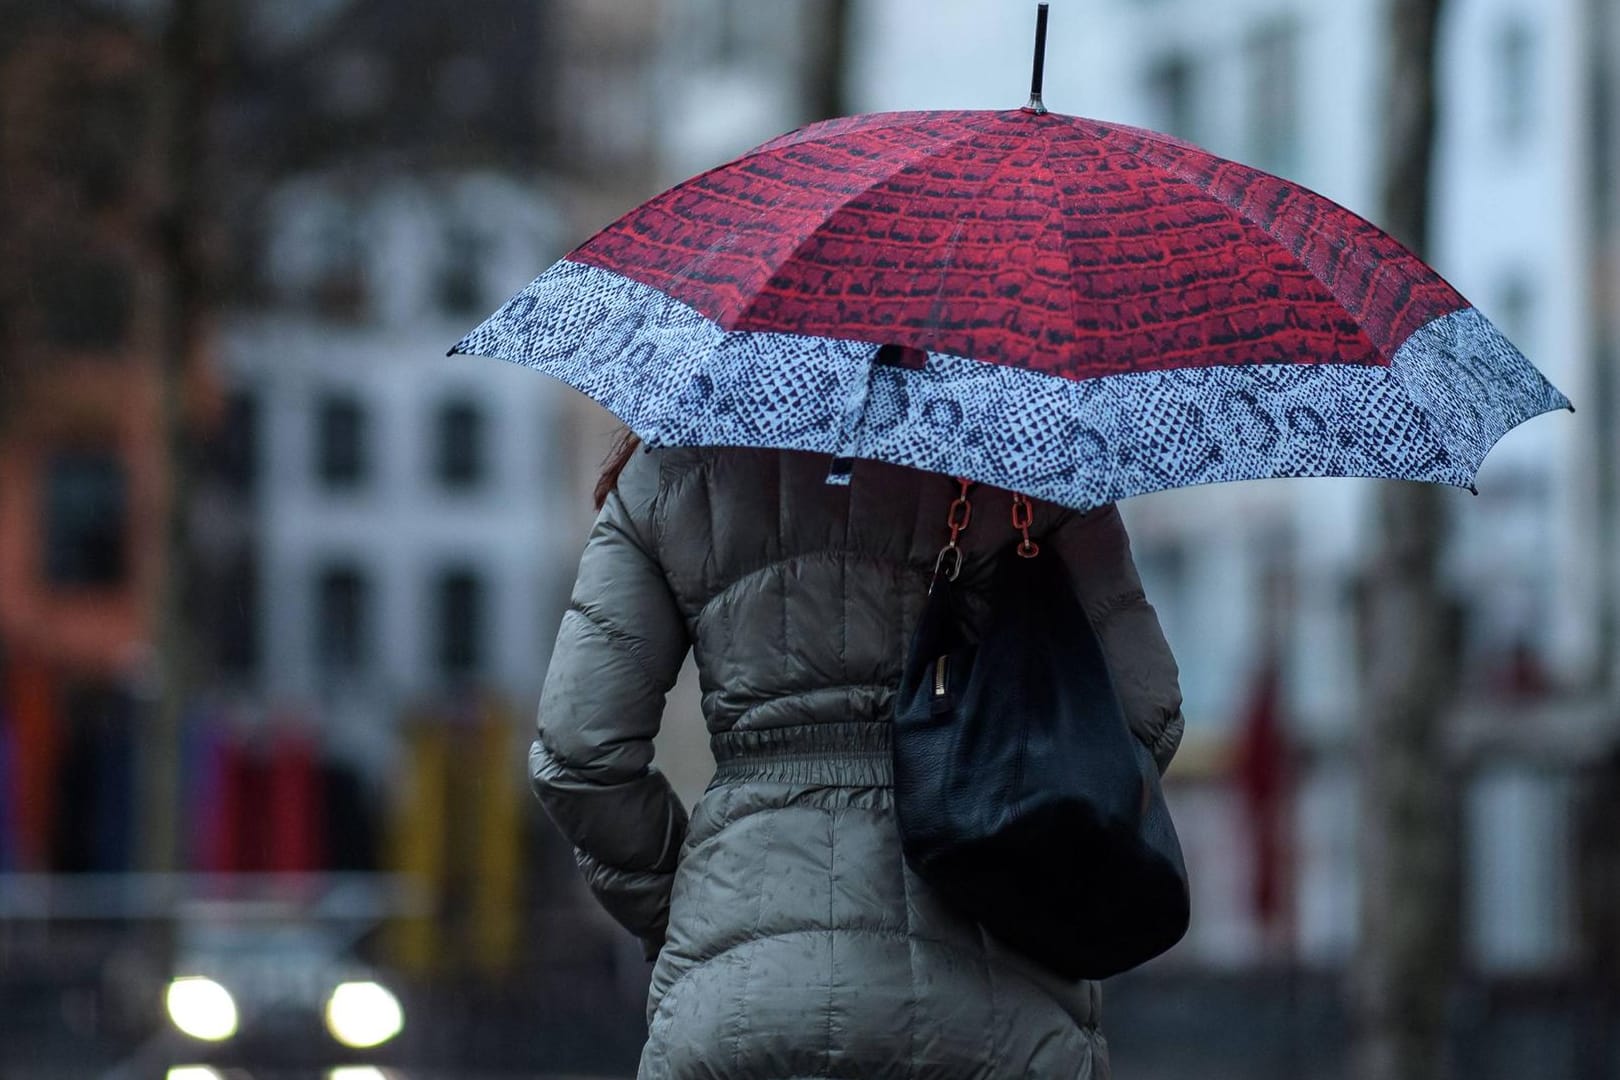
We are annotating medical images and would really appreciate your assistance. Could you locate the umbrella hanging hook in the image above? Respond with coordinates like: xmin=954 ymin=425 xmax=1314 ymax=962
xmin=1023 ymin=3 xmax=1051 ymax=115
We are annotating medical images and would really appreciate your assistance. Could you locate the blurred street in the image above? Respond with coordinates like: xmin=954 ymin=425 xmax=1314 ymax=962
xmin=3 ymin=0 xmax=1620 ymax=1076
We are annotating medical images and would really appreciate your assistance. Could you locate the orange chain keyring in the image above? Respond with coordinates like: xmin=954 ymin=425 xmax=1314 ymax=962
xmin=1011 ymin=493 xmax=1040 ymax=558
xmin=934 ymin=477 xmax=974 ymax=581
xmin=936 ymin=480 xmax=1040 ymax=579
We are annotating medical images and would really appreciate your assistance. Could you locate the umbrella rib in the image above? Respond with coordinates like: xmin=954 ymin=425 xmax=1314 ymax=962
xmin=747 ymin=109 xmax=964 ymax=158
xmin=729 ymin=122 xmax=996 ymax=332
xmin=919 ymin=132 xmax=1038 ymax=337
xmin=559 ymin=113 xmax=966 ymax=270
xmin=1042 ymin=130 xmax=1097 ymax=385
xmin=1091 ymin=124 xmax=1427 ymax=353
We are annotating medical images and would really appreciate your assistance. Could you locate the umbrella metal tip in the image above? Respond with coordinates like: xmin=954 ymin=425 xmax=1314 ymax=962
xmin=1024 ymin=0 xmax=1051 ymax=114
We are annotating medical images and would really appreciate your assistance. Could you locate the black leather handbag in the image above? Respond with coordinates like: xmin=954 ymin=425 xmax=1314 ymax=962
xmin=893 ymin=481 xmax=1190 ymax=981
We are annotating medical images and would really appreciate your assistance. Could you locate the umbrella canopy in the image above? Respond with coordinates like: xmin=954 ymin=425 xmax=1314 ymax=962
xmin=452 ymin=108 xmax=1570 ymax=510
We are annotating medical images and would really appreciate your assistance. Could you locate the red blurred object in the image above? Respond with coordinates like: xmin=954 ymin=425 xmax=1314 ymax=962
xmin=1498 ymin=638 xmax=1551 ymax=699
xmin=4 ymin=653 xmax=59 ymax=870
xmin=1235 ymin=660 xmax=1293 ymax=931
xmin=267 ymin=727 xmax=323 ymax=873
xmin=199 ymin=727 xmax=241 ymax=873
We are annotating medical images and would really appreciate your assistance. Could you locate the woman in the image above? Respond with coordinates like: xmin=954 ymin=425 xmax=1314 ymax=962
xmin=531 ymin=433 xmax=1185 ymax=1079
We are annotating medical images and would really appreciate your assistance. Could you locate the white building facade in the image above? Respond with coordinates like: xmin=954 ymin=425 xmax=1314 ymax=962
xmin=219 ymin=173 xmax=573 ymax=764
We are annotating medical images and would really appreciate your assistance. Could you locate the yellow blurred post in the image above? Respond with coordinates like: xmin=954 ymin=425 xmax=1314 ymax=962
xmin=469 ymin=693 xmax=523 ymax=976
xmin=386 ymin=711 xmax=449 ymax=974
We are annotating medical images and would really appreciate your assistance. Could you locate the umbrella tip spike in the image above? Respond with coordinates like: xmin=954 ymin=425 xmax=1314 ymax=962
xmin=1022 ymin=2 xmax=1051 ymax=115
xmin=1468 ymin=484 xmax=1480 ymax=496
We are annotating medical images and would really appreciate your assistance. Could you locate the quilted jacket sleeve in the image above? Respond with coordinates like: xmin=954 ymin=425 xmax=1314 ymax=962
xmin=1047 ymin=503 xmax=1186 ymax=775
xmin=530 ymin=449 xmax=691 ymax=959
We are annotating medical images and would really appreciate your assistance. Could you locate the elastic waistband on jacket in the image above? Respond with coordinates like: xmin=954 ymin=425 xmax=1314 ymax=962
xmin=710 ymin=722 xmax=894 ymax=788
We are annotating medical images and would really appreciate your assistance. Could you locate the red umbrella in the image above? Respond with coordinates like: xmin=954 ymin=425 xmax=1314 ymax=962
xmin=454 ymin=5 xmax=1569 ymax=509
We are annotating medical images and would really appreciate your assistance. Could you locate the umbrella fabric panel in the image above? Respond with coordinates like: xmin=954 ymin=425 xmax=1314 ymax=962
xmin=566 ymin=110 xmax=1464 ymax=380
xmin=1101 ymin=120 xmax=1464 ymax=357
xmin=452 ymin=261 xmax=1568 ymax=510
xmin=454 ymin=260 xmax=870 ymax=454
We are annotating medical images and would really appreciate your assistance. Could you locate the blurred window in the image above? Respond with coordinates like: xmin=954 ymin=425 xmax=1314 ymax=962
xmin=217 ymin=552 xmax=260 ymax=676
xmin=54 ymin=75 xmax=147 ymax=210
xmin=314 ymin=212 xmax=369 ymax=321
xmin=1466 ymin=766 xmax=1575 ymax=972
xmin=437 ymin=398 xmax=486 ymax=489
xmin=1135 ymin=538 xmax=1189 ymax=612
xmin=437 ymin=226 xmax=486 ymax=317
xmin=1144 ymin=53 xmax=1199 ymax=144
xmin=34 ymin=256 xmax=133 ymax=351
xmin=538 ymin=397 xmax=574 ymax=495
xmin=436 ymin=568 xmax=485 ymax=678
xmin=1495 ymin=274 xmax=1536 ymax=346
xmin=436 ymin=54 xmax=497 ymax=120
xmin=1495 ymin=21 xmax=1535 ymax=145
xmin=317 ymin=49 xmax=391 ymax=119
xmin=214 ymin=390 xmax=259 ymax=495
xmin=1246 ymin=18 xmax=1302 ymax=177
xmin=316 ymin=394 xmax=368 ymax=488
xmin=713 ymin=0 xmax=748 ymax=65
xmin=43 ymin=452 xmax=128 ymax=587
xmin=317 ymin=564 xmax=371 ymax=675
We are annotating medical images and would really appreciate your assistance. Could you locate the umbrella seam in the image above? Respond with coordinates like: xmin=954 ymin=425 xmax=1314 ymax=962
xmin=1092 ymin=122 xmax=1449 ymax=359
xmin=730 ymin=121 xmax=992 ymax=333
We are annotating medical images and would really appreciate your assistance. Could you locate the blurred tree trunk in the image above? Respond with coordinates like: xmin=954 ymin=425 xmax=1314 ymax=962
xmin=805 ymin=0 xmax=853 ymax=121
xmin=1352 ymin=1 xmax=1462 ymax=1079
xmin=144 ymin=0 xmax=218 ymax=873
xmin=1590 ymin=0 xmax=1620 ymax=698
xmin=1583 ymin=0 xmax=1620 ymax=1070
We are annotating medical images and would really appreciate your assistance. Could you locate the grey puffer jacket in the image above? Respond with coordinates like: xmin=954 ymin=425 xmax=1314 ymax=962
xmin=531 ymin=445 xmax=1185 ymax=1079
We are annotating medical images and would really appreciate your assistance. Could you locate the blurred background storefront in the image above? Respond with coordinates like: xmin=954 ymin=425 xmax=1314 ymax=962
xmin=2 ymin=0 xmax=1619 ymax=1076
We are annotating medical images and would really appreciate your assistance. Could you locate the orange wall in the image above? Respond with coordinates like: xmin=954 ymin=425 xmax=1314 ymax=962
xmin=0 ymin=363 xmax=164 ymax=677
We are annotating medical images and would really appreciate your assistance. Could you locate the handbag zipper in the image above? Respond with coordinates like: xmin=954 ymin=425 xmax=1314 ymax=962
xmin=934 ymin=655 xmax=949 ymax=697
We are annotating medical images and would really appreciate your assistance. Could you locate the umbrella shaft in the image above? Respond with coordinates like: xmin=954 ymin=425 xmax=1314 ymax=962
xmin=1026 ymin=3 xmax=1051 ymax=114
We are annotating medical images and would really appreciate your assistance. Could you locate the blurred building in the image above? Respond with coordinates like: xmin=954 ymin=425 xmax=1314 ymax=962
xmin=202 ymin=0 xmax=575 ymax=743
xmin=205 ymin=0 xmax=836 ymax=795
xmin=851 ymin=0 xmax=1620 ymax=1073
xmin=551 ymin=0 xmax=839 ymax=199
xmin=0 ymin=8 xmax=218 ymax=874
xmin=217 ymin=176 xmax=568 ymax=731
xmin=1583 ymin=0 xmax=1620 ymax=1017
xmin=0 ymin=15 xmax=163 ymax=684
xmin=1073 ymin=0 xmax=1605 ymax=982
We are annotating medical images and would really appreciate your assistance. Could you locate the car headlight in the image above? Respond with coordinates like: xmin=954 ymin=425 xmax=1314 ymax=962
xmin=167 ymin=1068 xmax=225 ymax=1080
xmin=324 ymin=981 xmax=404 ymax=1049
xmin=166 ymin=977 xmax=239 ymax=1042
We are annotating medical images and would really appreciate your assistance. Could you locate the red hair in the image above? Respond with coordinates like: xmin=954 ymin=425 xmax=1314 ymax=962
xmin=594 ymin=427 xmax=642 ymax=510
